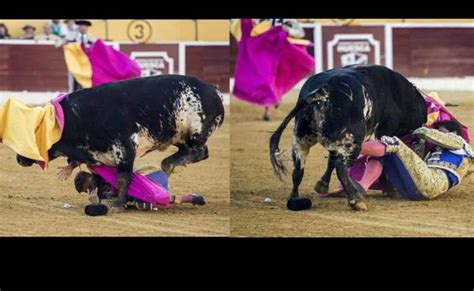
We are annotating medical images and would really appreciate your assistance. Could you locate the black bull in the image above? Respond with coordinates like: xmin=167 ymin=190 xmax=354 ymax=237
xmin=17 ymin=75 xmax=225 ymax=211
xmin=270 ymin=65 xmax=427 ymax=211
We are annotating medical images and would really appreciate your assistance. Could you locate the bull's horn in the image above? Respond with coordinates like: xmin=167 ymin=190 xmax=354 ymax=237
xmin=339 ymin=82 xmax=353 ymax=101
xmin=305 ymin=85 xmax=329 ymax=103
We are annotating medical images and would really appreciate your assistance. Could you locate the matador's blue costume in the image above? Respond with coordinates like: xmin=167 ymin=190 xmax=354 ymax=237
xmin=378 ymin=127 xmax=473 ymax=200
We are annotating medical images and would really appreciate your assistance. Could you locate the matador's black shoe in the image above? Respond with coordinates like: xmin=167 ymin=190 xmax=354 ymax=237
xmin=191 ymin=193 xmax=206 ymax=206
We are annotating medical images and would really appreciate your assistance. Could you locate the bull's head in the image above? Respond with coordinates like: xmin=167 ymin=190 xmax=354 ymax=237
xmin=305 ymin=77 xmax=366 ymax=160
xmin=16 ymin=154 xmax=36 ymax=167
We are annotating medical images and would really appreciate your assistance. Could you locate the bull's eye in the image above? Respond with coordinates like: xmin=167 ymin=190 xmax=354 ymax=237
xmin=315 ymin=100 xmax=324 ymax=108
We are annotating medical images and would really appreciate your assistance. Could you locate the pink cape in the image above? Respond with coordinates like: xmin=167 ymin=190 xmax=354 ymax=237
xmin=233 ymin=19 xmax=315 ymax=106
xmin=84 ymin=40 xmax=141 ymax=86
xmin=35 ymin=93 xmax=67 ymax=170
xmin=90 ymin=166 xmax=170 ymax=206
xmin=347 ymin=95 xmax=471 ymax=188
xmin=423 ymin=96 xmax=470 ymax=143
xmin=51 ymin=93 xmax=67 ymax=132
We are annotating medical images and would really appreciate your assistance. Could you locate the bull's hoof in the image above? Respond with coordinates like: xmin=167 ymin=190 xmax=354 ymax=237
xmin=351 ymin=180 xmax=367 ymax=199
xmin=161 ymin=163 xmax=172 ymax=177
xmin=348 ymin=199 xmax=368 ymax=211
xmin=314 ymin=180 xmax=329 ymax=194
xmin=287 ymin=197 xmax=312 ymax=211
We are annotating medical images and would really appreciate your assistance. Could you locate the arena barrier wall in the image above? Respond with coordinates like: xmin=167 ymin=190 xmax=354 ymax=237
xmin=230 ymin=23 xmax=474 ymax=91
xmin=0 ymin=40 xmax=230 ymax=105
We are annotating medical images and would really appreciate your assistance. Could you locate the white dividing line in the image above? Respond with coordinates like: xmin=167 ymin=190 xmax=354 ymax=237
xmin=409 ymin=77 xmax=474 ymax=91
xmin=384 ymin=24 xmax=393 ymax=69
xmin=222 ymin=93 xmax=230 ymax=105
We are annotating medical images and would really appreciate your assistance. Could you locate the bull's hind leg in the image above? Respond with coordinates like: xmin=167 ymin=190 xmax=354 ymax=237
xmin=314 ymin=152 xmax=336 ymax=194
xmin=286 ymin=140 xmax=313 ymax=211
xmin=288 ymin=143 xmax=310 ymax=200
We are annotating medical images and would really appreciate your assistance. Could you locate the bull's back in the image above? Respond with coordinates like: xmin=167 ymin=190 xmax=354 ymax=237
xmin=60 ymin=75 xmax=224 ymax=146
xmin=352 ymin=65 xmax=427 ymax=137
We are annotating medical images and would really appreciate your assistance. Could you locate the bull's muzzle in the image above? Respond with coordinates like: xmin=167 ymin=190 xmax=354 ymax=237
xmin=16 ymin=155 xmax=35 ymax=167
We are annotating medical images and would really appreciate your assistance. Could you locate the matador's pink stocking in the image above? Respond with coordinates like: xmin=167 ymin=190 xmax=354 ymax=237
xmin=357 ymin=140 xmax=387 ymax=190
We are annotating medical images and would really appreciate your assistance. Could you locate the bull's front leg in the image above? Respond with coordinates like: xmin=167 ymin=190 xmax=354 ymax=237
xmin=110 ymin=164 xmax=133 ymax=212
xmin=334 ymin=158 xmax=367 ymax=211
xmin=314 ymin=152 xmax=336 ymax=194
xmin=161 ymin=144 xmax=190 ymax=177
xmin=287 ymin=139 xmax=312 ymax=211
xmin=110 ymin=141 xmax=136 ymax=213
xmin=161 ymin=143 xmax=209 ymax=177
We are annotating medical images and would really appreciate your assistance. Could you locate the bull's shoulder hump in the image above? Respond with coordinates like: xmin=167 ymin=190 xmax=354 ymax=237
xmin=351 ymin=64 xmax=397 ymax=77
xmin=66 ymin=75 xmax=216 ymax=107
xmin=300 ymin=68 xmax=355 ymax=93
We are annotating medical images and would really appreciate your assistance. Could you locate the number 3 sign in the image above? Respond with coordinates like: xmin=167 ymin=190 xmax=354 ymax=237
xmin=127 ymin=20 xmax=152 ymax=43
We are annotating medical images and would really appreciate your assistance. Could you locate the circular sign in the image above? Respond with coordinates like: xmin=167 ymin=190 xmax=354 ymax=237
xmin=331 ymin=19 xmax=355 ymax=26
xmin=127 ymin=20 xmax=152 ymax=43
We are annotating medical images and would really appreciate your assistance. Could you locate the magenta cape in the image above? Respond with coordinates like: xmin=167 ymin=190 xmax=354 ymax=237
xmin=35 ymin=93 xmax=67 ymax=170
xmin=90 ymin=166 xmax=170 ymax=206
xmin=85 ymin=40 xmax=141 ymax=86
xmin=347 ymin=95 xmax=471 ymax=188
xmin=233 ymin=19 xmax=315 ymax=106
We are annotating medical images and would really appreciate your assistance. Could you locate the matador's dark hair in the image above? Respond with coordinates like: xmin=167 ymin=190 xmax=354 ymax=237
xmin=74 ymin=171 xmax=93 ymax=193
xmin=432 ymin=120 xmax=463 ymax=137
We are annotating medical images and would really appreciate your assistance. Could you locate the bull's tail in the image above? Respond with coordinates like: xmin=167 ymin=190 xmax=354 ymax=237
xmin=269 ymin=115 xmax=292 ymax=180
xmin=270 ymin=102 xmax=308 ymax=181
xmin=270 ymin=88 xmax=322 ymax=180
xmin=214 ymin=87 xmax=225 ymax=127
